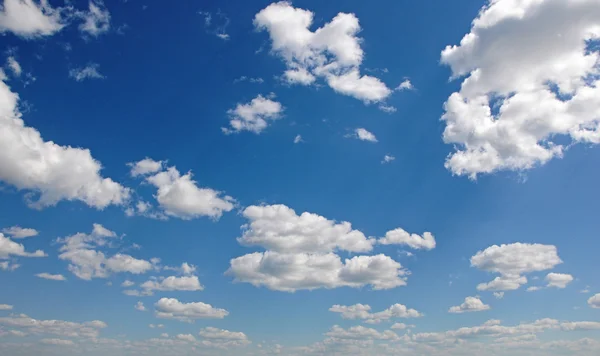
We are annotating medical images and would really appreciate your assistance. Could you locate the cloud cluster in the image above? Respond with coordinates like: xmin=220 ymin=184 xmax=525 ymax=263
xmin=0 ymin=314 xmax=107 ymax=339
xmin=223 ymin=94 xmax=284 ymax=134
xmin=254 ymin=2 xmax=391 ymax=103
xmin=0 ymin=232 xmax=46 ymax=260
xmin=330 ymin=303 xmax=422 ymax=324
xmin=440 ymin=0 xmax=600 ymax=178
xmin=154 ymin=298 xmax=229 ymax=322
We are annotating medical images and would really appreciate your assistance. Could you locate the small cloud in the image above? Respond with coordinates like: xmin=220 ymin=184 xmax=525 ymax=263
xmin=378 ymin=104 xmax=397 ymax=113
xmin=135 ymin=301 xmax=146 ymax=311
xmin=396 ymin=79 xmax=414 ymax=91
xmin=199 ymin=10 xmax=230 ymax=40
xmin=346 ymin=128 xmax=378 ymax=142
xmin=382 ymin=155 xmax=395 ymax=164
xmin=35 ymin=273 xmax=66 ymax=281
xmin=233 ymin=76 xmax=264 ymax=84
xmin=6 ymin=56 xmax=22 ymax=77
xmin=294 ymin=135 xmax=303 ymax=144
xmin=69 ymin=63 xmax=105 ymax=81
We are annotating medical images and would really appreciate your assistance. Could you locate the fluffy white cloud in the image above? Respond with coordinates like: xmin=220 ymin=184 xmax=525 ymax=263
xmin=0 ymin=304 xmax=13 ymax=310
xmin=57 ymin=224 xmax=154 ymax=280
xmin=237 ymin=204 xmax=374 ymax=254
xmin=330 ymin=303 xmax=422 ymax=323
xmin=121 ymin=280 xmax=135 ymax=287
xmin=0 ymin=78 xmax=129 ymax=209
xmin=449 ymin=296 xmax=491 ymax=314
xmin=545 ymin=273 xmax=574 ymax=289
xmin=77 ymin=1 xmax=110 ymax=37
xmin=140 ymin=275 xmax=203 ymax=292
xmin=1 ymin=226 xmax=38 ymax=239
xmin=69 ymin=63 xmax=104 ymax=81
xmin=440 ymin=0 xmax=600 ymax=178
xmin=588 ymin=293 xmax=600 ymax=309
xmin=0 ymin=233 xmax=46 ymax=259
xmin=0 ymin=314 xmax=106 ymax=339
xmin=135 ymin=301 xmax=146 ymax=311
xmin=348 ymin=128 xmax=378 ymax=143
xmin=154 ymin=298 xmax=228 ymax=322
xmin=472 ymin=243 xmax=562 ymax=292
xmin=163 ymin=262 xmax=196 ymax=275
xmin=36 ymin=273 xmax=66 ymax=281
xmin=223 ymin=94 xmax=284 ymax=134
xmin=145 ymin=166 xmax=235 ymax=220
xmin=228 ymin=251 xmax=407 ymax=292
xmin=396 ymin=79 xmax=413 ymax=91
xmin=254 ymin=2 xmax=391 ymax=103
xmin=6 ymin=56 xmax=21 ymax=77
xmin=379 ymin=229 xmax=436 ymax=250
xmin=198 ymin=327 xmax=251 ymax=348
xmin=0 ymin=0 xmax=65 ymax=38
xmin=128 ymin=158 xmax=163 ymax=177
xmin=176 ymin=333 xmax=196 ymax=342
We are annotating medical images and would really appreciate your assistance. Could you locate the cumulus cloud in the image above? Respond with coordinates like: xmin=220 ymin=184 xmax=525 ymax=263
xmin=69 ymin=63 xmax=105 ymax=81
xmin=1 ymin=226 xmax=38 ymax=239
xmin=135 ymin=301 xmax=146 ymax=311
xmin=471 ymin=243 xmax=562 ymax=292
xmin=140 ymin=275 xmax=203 ymax=293
xmin=198 ymin=327 xmax=251 ymax=348
xmin=379 ymin=229 xmax=436 ymax=250
xmin=77 ymin=1 xmax=110 ymax=37
xmin=330 ymin=303 xmax=422 ymax=323
xmin=0 ymin=78 xmax=129 ymax=209
xmin=440 ymin=0 xmax=600 ymax=178
xmin=57 ymin=224 xmax=155 ymax=280
xmin=0 ymin=314 xmax=106 ymax=339
xmin=396 ymin=79 xmax=413 ymax=91
xmin=325 ymin=325 xmax=399 ymax=342
xmin=449 ymin=296 xmax=491 ymax=314
xmin=545 ymin=273 xmax=574 ymax=289
xmin=127 ymin=158 xmax=163 ymax=177
xmin=347 ymin=128 xmax=378 ymax=142
xmin=121 ymin=280 xmax=135 ymax=287
xmin=35 ymin=273 xmax=66 ymax=281
xmin=254 ymin=2 xmax=391 ymax=103
xmin=588 ymin=293 xmax=600 ymax=309
xmin=154 ymin=298 xmax=228 ymax=322
xmin=0 ymin=233 xmax=46 ymax=259
xmin=0 ymin=0 xmax=66 ymax=38
xmin=223 ymin=94 xmax=284 ymax=134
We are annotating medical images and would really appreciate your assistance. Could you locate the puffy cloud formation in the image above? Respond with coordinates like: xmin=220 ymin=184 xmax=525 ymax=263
xmin=0 ymin=78 xmax=129 ymax=209
xmin=1 ymin=226 xmax=38 ymax=239
xmin=198 ymin=327 xmax=251 ymax=348
xmin=545 ymin=273 xmax=574 ymax=289
xmin=237 ymin=205 xmax=375 ymax=254
xmin=254 ymin=2 xmax=391 ymax=103
xmin=140 ymin=275 xmax=203 ymax=293
xmin=325 ymin=325 xmax=399 ymax=342
xmin=0 ymin=232 xmax=46 ymax=259
xmin=588 ymin=293 xmax=600 ymax=309
xmin=35 ymin=273 xmax=66 ymax=281
xmin=154 ymin=298 xmax=229 ymax=322
xmin=471 ymin=243 xmax=562 ymax=292
xmin=440 ymin=0 xmax=600 ymax=178
xmin=330 ymin=303 xmax=422 ymax=323
xmin=77 ymin=1 xmax=110 ymax=37
xmin=229 ymin=204 xmax=408 ymax=292
xmin=379 ymin=229 xmax=436 ymax=250
xmin=57 ymin=224 xmax=155 ymax=280
xmin=128 ymin=158 xmax=164 ymax=177
xmin=0 ymin=314 xmax=106 ymax=339
xmin=448 ymin=296 xmax=491 ymax=314
xmin=135 ymin=302 xmax=146 ymax=311
xmin=223 ymin=94 xmax=284 ymax=134
xmin=0 ymin=0 xmax=65 ymax=38
xmin=348 ymin=128 xmax=378 ymax=142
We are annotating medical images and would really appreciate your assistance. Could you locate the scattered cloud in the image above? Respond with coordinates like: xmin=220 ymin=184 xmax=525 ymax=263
xmin=588 ymin=293 xmax=600 ymax=309
xmin=223 ymin=94 xmax=284 ymax=134
xmin=154 ymin=298 xmax=229 ymax=322
xmin=396 ymin=79 xmax=413 ymax=91
xmin=135 ymin=301 xmax=146 ymax=311
xmin=1 ymin=226 xmax=38 ymax=239
xmin=128 ymin=158 xmax=164 ymax=177
xmin=140 ymin=275 xmax=203 ymax=293
xmin=294 ymin=134 xmax=303 ymax=144
xmin=77 ymin=1 xmax=111 ymax=37
xmin=199 ymin=10 xmax=230 ymax=40
xmin=121 ymin=280 xmax=135 ymax=287
xmin=69 ymin=63 xmax=105 ymax=81
xmin=440 ymin=0 xmax=600 ymax=178
xmin=381 ymin=155 xmax=395 ymax=164
xmin=0 ymin=0 xmax=66 ymax=38
xmin=36 ymin=273 xmax=66 ymax=281
xmin=0 ymin=304 xmax=13 ymax=310
xmin=378 ymin=104 xmax=397 ymax=113
xmin=0 ymin=232 xmax=46 ymax=259
xmin=330 ymin=303 xmax=422 ymax=323
xmin=347 ymin=128 xmax=378 ymax=142
xmin=379 ymin=229 xmax=436 ymax=250
xmin=5 ymin=56 xmax=22 ymax=77
xmin=546 ymin=273 xmax=574 ymax=289
xmin=234 ymin=76 xmax=264 ymax=84
xmin=449 ymin=296 xmax=491 ymax=313
xmin=41 ymin=338 xmax=74 ymax=345
xmin=0 ymin=314 xmax=107 ymax=339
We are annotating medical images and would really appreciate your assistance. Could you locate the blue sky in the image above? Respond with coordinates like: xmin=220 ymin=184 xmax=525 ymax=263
xmin=1 ymin=0 xmax=600 ymax=355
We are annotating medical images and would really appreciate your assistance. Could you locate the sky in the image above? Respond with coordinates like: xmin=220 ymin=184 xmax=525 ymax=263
xmin=0 ymin=0 xmax=600 ymax=355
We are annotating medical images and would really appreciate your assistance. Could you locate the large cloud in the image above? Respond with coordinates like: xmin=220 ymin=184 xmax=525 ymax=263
xmin=254 ymin=2 xmax=391 ymax=103
xmin=440 ymin=0 xmax=600 ymax=178
xmin=0 ymin=78 xmax=129 ymax=209
xmin=0 ymin=232 xmax=46 ymax=259
xmin=0 ymin=0 xmax=65 ymax=38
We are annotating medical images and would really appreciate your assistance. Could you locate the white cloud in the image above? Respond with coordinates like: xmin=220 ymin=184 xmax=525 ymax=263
xmin=140 ymin=275 xmax=203 ymax=292
xmin=228 ymin=251 xmax=407 ymax=292
xmin=294 ymin=134 xmax=303 ymax=144
xmin=69 ymin=63 xmax=104 ymax=81
xmin=449 ymin=296 xmax=491 ymax=314
xmin=198 ymin=327 xmax=251 ymax=348
xmin=471 ymin=243 xmax=562 ymax=292
xmin=391 ymin=323 xmax=410 ymax=330
xmin=36 ymin=273 xmax=66 ymax=281
xmin=254 ymin=2 xmax=391 ymax=103
xmin=560 ymin=321 xmax=600 ymax=331
xmin=0 ymin=261 xmax=19 ymax=271
xmin=135 ymin=301 xmax=146 ymax=311
xmin=527 ymin=286 xmax=542 ymax=292
xmin=330 ymin=303 xmax=422 ymax=323
xmin=128 ymin=158 xmax=163 ymax=177
xmin=199 ymin=10 xmax=230 ymax=41
xmin=223 ymin=94 xmax=284 ymax=134
xmin=57 ymin=224 xmax=155 ymax=280
xmin=237 ymin=204 xmax=375 ymax=254
xmin=440 ymin=0 xmax=600 ymax=178
xmin=581 ymin=286 xmax=590 ymax=293
xmin=145 ymin=166 xmax=235 ymax=220
xmin=379 ymin=229 xmax=436 ymax=250
xmin=0 ymin=233 xmax=46 ymax=259
xmin=378 ymin=104 xmax=397 ymax=113
xmin=348 ymin=128 xmax=378 ymax=143
xmin=588 ymin=293 xmax=600 ymax=309
xmin=325 ymin=325 xmax=399 ymax=341
xmin=78 ymin=1 xmax=110 ymax=37
xmin=1 ymin=226 xmax=38 ymax=239
xmin=0 ymin=0 xmax=65 ymax=38
xmin=163 ymin=262 xmax=196 ymax=276
xmin=41 ymin=338 xmax=74 ymax=345
xmin=0 ymin=304 xmax=13 ymax=310
xmin=381 ymin=155 xmax=395 ymax=164
xmin=546 ymin=273 xmax=574 ymax=289
xmin=154 ymin=298 xmax=229 ymax=322
xmin=0 ymin=314 xmax=106 ymax=339
xmin=176 ymin=333 xmax=196 ymax=342
xmin=149 ymin=324 xmax=164 ymax=329
xmin=493 ymin=292 xmax=504 ymax=299
xmin=6 ymin=56 xmax=21 ymax=77
xmin=396 ymin=79 xmax=413 ymax=91
xmin=121 ymin=280 xmax=135 ymax=287
xmin=0 ymin=79 xmax=129 ymax=209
